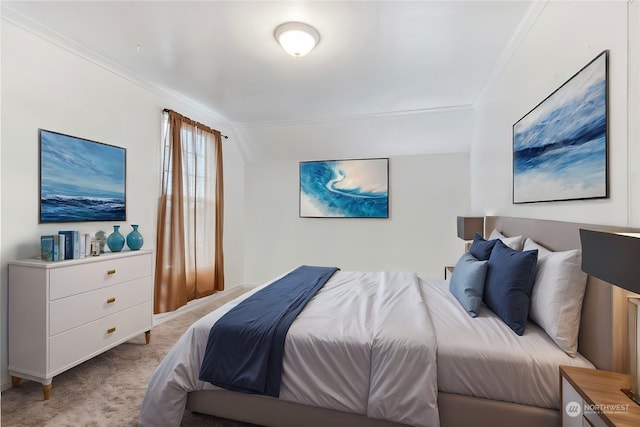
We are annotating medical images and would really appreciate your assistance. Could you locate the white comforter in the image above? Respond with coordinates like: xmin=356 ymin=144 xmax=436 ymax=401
xmin=422 ymin=277 xmax=594 ymax=408
xmin=139 ymin=271 xmax=439 ymax=427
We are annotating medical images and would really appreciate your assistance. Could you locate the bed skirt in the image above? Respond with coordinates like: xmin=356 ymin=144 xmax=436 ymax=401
xmin=186 ymin=390 xmax=559 ymax=427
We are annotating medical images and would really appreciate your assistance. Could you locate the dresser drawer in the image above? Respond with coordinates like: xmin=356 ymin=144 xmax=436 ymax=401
xmin=49 ymin=277 xmax=152 ymax=335
xmin=49 ymin=301 xmax=152 ymax=375
xmin=49 ymin=253 xmax=152 ymax=300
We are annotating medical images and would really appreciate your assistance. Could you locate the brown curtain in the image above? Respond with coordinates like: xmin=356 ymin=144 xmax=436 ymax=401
xmin=154 ymin=110 xmax=224 ymax=314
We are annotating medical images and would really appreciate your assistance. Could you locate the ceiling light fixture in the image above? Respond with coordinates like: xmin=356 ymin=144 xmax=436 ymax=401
xmin=274 ymin=22 xmax=320 ymax=58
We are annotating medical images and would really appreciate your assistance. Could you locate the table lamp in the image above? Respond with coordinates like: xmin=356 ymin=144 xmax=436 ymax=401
xmin=580 ymin=228 xmax=640 ymax=405
xmin=457 ymin=216 xmax=484 ymax=251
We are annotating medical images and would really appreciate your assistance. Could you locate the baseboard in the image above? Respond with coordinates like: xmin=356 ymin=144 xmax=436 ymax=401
xmin=153 ymin=285 xmax=253 ymax=326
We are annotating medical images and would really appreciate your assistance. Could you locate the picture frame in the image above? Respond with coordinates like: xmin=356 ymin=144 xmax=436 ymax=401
xmin=39 ymin=129 xmax=126 ymax=223
xmin=299 ymin=158 xmax=389 ymax=218
xmin=512 ymin=50 xmax=608 ymax=204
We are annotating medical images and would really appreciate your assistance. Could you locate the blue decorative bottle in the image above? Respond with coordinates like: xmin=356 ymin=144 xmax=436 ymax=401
xmin=107 ymin=225 xmax=125 ymax=252
xmin=126 ymin=224 xmax=144 ymax=251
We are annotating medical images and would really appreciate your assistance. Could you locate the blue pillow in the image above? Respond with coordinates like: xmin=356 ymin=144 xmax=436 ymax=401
xmin=483 ymin=240 xmax=538 ymax=335
xmin=469 ymin=233 xmax=498 ymax=261
xmin=449 ymin=252 xmax=488 ymax=317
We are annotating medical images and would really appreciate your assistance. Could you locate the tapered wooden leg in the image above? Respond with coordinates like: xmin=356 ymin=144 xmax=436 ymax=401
xmin=11 ymin=376 xmax=20 ymax=388
xmin=145 ymin=330 xmax=151 ymax=345
xmin=42 ymin=383 xmax=52 ymax=400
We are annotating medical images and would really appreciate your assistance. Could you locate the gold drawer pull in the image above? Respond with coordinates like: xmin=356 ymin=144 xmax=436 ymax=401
xmin=106 ymin=297 xmax=116 ymax=304
xmin=107 ymin=327 xmax=116 ymax=334
xmin=106 ymin=269 xmax=116 ymax=275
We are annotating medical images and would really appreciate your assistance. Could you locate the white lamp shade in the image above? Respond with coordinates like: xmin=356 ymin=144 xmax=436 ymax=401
xmin=274 ymin=22 xmax=320 ymax=57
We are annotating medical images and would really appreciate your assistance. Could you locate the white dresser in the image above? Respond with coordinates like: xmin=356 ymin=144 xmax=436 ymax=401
xmin=8 ymin=250 xmax=153 ymax=399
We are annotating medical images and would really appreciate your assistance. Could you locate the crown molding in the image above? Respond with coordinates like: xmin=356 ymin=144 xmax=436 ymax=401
xmin=1 ymin=5 xmax=476 ymax=135
xmin=1 ymin=5 xmax=230 ymax=130
xmin=234 ymin=104 xmax=475 ymax=129
xmin=473 ymin=0 xmax=549 ymax=109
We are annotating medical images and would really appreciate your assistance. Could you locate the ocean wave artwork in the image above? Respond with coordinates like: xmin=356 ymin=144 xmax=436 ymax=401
xmin=513 ymin=51 xmax=608 ymax=203
xmin=40 ymin=130 xmax=126 ymax=222
xmin=300 ymin=158 xmax=389 ymax=218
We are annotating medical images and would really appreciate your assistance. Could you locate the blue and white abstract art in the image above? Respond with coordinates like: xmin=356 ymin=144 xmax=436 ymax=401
xmin=300 ymin=158 xmax=389 ymax=218
xmin=513 ymin=51 xmax=608 ymax=203
xmin=40 ymin=129 xmax=126 ymax=223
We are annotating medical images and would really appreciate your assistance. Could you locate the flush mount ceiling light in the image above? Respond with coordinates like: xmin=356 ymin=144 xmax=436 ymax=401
xmin=274 ymin=22 xmax=320 ymax=57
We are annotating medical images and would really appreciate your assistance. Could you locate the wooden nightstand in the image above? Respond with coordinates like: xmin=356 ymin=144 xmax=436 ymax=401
xmin=444 ymin=266 xmax=454 ymax=280
xmin=560 ymin=365 xmax=640 ymax=426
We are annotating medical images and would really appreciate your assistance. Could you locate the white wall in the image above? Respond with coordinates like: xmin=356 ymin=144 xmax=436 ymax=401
xmin=0 ymin=16 xmax=3 ymax=414
xmin=629 ymin=0 xmax=640 ymax=227
xmin=235 ymin=107 xmax=475 ymax=162
xmin=471 ymin=1 xmax=630 ymax=225
xmin=244 ymin=153 xmax=471 ymax=285
xmin=0 ymin=20 xmax=245 ymax=389
xmin=239 ymin=98 xmax=477 ymax=286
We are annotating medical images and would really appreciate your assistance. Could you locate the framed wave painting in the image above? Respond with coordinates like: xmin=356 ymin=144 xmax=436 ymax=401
xmin=299 ymin=158 xmax=389 ymax=218
xmin=513 ymin=50 xmax=608 ymax=204
xmin=39 ymin=129 xmax=126 ymax=223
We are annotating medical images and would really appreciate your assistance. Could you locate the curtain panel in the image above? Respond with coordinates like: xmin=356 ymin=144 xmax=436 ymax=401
xmin=155 ymin=110 xmax=224 ymax=314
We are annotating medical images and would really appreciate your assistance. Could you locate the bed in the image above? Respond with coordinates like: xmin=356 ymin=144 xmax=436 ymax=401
xmin=140 ymin=216 xmax=633 ymax=427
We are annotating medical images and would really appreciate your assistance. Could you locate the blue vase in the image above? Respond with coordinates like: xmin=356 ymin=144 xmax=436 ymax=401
xmin=107 ymin=225 xmax=125 ymax=252
xmin=126 ymin=224 xmax=144 ymax=251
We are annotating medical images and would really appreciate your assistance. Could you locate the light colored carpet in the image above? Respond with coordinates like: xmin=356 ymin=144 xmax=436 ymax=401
xmin=1 ymin=286 xmax=263 ymax=427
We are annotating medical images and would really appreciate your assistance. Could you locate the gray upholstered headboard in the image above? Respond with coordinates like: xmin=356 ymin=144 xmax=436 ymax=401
xmin=485 ymin=216 xmax=634 ymax=373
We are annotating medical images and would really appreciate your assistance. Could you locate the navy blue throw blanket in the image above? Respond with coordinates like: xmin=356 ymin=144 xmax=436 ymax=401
xmin=198 ymin=265 xmax=339 ymax=397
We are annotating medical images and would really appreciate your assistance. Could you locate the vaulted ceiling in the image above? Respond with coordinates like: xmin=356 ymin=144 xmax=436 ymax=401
xmin=2 ymin=1 xmax=534 ymax=160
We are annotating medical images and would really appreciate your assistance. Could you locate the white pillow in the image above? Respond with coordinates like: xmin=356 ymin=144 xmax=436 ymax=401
xmin=524 ymin=238 xmax=588 ymax=357
xmin=489 ymin=229 xmax=524 ymax=251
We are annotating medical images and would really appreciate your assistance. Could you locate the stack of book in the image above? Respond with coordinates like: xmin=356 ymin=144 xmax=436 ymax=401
xmin=40 ymin=231 xmax=93 ymax=262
